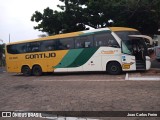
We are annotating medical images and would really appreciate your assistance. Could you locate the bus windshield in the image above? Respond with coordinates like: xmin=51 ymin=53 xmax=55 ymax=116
xmin=122 ymin=41 xmax=132 ymax=55
xmin=122 ymin=38 xmax=148 ymax=56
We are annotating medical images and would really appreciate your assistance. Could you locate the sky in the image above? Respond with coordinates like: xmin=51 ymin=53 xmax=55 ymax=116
xmin=0 ymin=0 xmax=63 ymax=44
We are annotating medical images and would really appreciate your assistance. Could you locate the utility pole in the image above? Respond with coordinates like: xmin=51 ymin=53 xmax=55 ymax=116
xmin=9 ymin=34 xmax=10 ymax=43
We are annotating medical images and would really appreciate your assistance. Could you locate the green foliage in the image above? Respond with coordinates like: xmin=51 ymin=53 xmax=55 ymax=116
xmin=31 ymin=0 xmax=160 ymax=35
xmin=31 ymin=7 xmax=63 ymax=35
xmin=0 ymin=44 xmax=5 ymax=54
xmin=115 ymin=0 xmax=160 ymax=35
xmin=0 ymin=44 xmax=5 ymax=66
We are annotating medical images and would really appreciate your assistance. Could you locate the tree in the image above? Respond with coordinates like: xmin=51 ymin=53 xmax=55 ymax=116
xmin=31 ymin=7 xmax=64 ymax=35
xmin=0 ymin=43 xmax=5 ymax=66
xmin=116 ymin=0 xmax=160 ymax=35
xmin=84 ymin=0 xmax=160 ymax=35
xmin=31 ymin=0 xmax=160 ymax=35
xmin=31 ymin=0 xmax=88 ymax=35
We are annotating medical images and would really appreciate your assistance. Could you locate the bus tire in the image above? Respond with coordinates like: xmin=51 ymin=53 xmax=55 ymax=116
xmin=107 ymin=62 xmax=122 ymax=75
xmin=32 ymin=65 xmax=42 ymax=76
xmin=21 ymin=65 xmax=31 ymax=76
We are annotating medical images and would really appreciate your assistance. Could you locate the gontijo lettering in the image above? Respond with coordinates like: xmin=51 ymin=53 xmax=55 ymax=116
xmin=25 ymin=53 xmax=56 ymax=59
xmin=101 ymin=50 xmax=118 ymax=54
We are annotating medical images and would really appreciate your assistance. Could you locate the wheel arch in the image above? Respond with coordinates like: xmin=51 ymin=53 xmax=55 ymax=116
xmin=106 ymin=60 xmax=122 ymax=72
xmin=32 ymin=64 xmax=43 ymax=76
xmin=106 ymin=60 xmax=122 ymax=75
xmin=21 ymin=65 xmax=32 ymax=76
xmin=32 ymin=64 xmax=43 ymax=72
xmin=21 ymin=65 xmax=31 ymax=73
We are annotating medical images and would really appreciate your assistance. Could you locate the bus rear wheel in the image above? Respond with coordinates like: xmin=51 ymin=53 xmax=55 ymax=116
xmin=22 ymin=66 xmax=31 ymax=76
xmin=107 ymin=62 xmax=122 ymax=75
xmin=32 ymin=65 xmax=42 ymax=76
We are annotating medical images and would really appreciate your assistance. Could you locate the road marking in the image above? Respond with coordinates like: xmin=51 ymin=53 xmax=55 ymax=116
xmin=34 ymin=79 xmax=125 ymax=82
xmin=125 ymin=73 xmax=160 ymax=81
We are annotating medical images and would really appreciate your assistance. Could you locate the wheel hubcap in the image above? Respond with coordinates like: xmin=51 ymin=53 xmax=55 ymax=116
xmin=111 ymin=66 xmax=117 ymax=72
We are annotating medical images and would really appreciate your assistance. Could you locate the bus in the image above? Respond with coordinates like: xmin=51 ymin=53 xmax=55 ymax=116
xmin=5 ymin=27 xmax=152 ymax=76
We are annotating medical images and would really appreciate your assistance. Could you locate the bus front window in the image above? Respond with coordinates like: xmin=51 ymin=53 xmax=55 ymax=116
xmin=122 ymin=41 xmax=132 ymax=55
xmin=122 ymin=38 xmax=149 ymax=60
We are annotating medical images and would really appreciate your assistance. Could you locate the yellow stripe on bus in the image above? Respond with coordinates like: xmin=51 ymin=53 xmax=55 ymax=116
xmin=6 ymin=50 xmax=69 ymax=73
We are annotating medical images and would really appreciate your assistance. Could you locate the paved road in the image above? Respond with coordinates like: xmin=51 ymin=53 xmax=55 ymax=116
xmin=0 ymin=71 xmax=160 ymax=120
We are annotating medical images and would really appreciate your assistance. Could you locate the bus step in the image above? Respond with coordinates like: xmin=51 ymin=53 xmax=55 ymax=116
xmin=136 ymin=64 xmax=146 ymax=70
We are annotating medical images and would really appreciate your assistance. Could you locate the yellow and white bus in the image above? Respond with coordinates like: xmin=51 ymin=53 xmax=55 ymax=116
xmin=6 ymin=27 xmax=152 ymax=76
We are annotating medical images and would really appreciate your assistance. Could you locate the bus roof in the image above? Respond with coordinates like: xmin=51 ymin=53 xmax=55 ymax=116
xmin=109 ymin=27 xmax=138 ymax=32
xmin=7 ymin=27 xmax=137 ymax=45
xmin=7 ymin=28 xmax=110 ymax=45
xmin=7 ymin=31 xmax=81 ymax=45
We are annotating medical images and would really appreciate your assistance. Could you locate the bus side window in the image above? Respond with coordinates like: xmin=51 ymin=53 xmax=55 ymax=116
xmin=57 ymin=38 xmax=74 ymax=50
xmin=94 ymin=33 xmax=119 ymax=48
xmin=75 ymin=35 xmax=93 ymax=48
xmin=32 ymin=42 xmax=40 ymax=52
xmin=107 ymin=36 xmax=119 ymax=48
xmin=41 ymin=40 xmax=56 ymax=51
xmin=84 ymin=35 xmax=93 ymax=48
xmin=26 ymin=42 xmax=40 ymax=52
xmin=7 ymin=45 xmax=18 ymax=54
xmin=17 ymin=43 xmax=26 ymax=53
xmin=94 ymin=33 xmax=108 ymax=47
xmin=7 ymin=43 xmax=27 ymax=54
xmin=75 ymin=37 xmax=83 ymax=48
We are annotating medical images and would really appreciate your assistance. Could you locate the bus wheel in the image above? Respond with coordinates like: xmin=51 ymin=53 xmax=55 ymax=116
xmin=32 ymin=65 xmax=42 ymax=76
xmin=107 ymin=62 xmax=122 ymax=75
xmin=21 ymin=66 xmax=31 ymax=76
